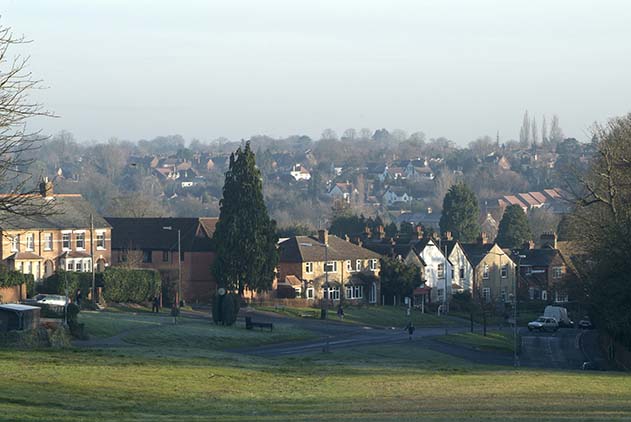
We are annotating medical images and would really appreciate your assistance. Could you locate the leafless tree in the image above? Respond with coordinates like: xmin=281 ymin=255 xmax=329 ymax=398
xmin=0 ymin=22 xmax=55 ymax=219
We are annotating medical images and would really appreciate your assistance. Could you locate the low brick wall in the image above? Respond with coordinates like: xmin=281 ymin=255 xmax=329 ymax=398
xmin=0 ymin=284 xmax=25 ymax=303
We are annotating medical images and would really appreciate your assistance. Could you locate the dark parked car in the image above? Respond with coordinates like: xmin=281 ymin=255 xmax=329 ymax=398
xmin=578 ymin=316 xmax=594 ymax=330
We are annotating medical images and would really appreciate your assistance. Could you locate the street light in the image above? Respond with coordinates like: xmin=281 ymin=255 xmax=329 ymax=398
xmin=512 ymin=252 xmax=526 ymax=368
xmin=163 ymin=226 xmax=182 ymax=312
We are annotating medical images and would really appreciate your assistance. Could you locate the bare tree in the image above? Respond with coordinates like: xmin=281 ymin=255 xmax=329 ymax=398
xmin=0 ymin=22 xmax=54 ymax=218
xmin=519 ymin=110 xmax=530 ymax=147
xmin=342 ymin=128 xmax=356 ymax=141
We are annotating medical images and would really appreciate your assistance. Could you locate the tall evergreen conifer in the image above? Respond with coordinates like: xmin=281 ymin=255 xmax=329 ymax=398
xmin=213 ymin=142 xmax=279 ymax=295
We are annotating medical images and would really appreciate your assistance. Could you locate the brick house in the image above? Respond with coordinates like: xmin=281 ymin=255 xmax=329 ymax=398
xmin=517 ymin=233 xmax=573 ymax=302
xmin=278 ymin=230 xmax=381 ymax=304
xmin=0 ymin=178 xmax=111 ymax=285
xmin=106 ymin=217 xmax=217 ymax=303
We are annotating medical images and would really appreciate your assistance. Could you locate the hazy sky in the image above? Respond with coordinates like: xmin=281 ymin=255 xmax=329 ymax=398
xmin=3 ymin=0 xmax=631 ymax=145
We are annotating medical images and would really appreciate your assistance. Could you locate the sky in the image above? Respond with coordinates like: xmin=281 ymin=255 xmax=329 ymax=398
xmin=3 ymin=0 xmax=631 ymax=145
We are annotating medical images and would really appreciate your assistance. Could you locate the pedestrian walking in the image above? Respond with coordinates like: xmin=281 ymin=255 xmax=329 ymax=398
xmin=337 ymin=305 xmax=345 ymax=320
xmin=404 ymin=321 xmax=415 ymax=340
xmin=75 ymin=289 xmax=82 ymax=307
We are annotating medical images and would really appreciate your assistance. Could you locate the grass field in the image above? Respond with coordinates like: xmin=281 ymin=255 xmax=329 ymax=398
xmin=257 ymin=304 xmax=462 ymax=328
xmin=436 ymin=330 xmax=516 ymax=353
xmin=3 ymin=309 xmax=630 ymax=421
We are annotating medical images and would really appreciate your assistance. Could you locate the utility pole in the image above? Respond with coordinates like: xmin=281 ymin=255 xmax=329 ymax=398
xmin=177 ymin=228 xmax=182 ymax=308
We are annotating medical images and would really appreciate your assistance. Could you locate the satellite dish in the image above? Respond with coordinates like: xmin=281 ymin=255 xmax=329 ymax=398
xmin=217 ymin=288 xmax=226 ymax=296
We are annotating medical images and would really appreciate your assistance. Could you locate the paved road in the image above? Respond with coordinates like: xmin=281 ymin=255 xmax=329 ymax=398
xmin=236 ymin=309 xmax=611 ymax=370
xmin=519 ymin=327 xmax=607 ymax=370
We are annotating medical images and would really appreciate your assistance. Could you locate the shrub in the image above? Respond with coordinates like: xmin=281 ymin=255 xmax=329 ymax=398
xmin=38 ymin=271 xmax=102 ymax=297
xmin=102 ymin=268 xmax=161 ymax=303
xmin=212 ymin=292 xmax=240 ymax=326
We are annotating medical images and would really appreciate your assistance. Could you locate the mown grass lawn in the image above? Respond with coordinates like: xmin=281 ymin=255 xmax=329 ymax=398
xmin=1 ymin=345 xmax=631 ymax=421
xmin=4 ymin=309 xmax=630 ymax=421
xmin=437 ymin=330 xmax=516 ymax=353
xmin=257 ymin=304 xmax=461 ymax=328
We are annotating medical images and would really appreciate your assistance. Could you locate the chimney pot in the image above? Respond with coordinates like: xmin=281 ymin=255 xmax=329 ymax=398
xmin=444 ymin=231 xmax=453 ymax=241
xmin=39 ymin=177 xmax=53 ymax=198
xmin=478 ymin=232 xmax=488 ymax=245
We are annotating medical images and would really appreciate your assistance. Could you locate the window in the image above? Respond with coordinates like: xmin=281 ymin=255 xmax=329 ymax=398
xmin=369 ymin=282 xmax=377 ymax=304
xmin=345 ymin=260 xmax=352 ymax=272
xmin=142 ymin=250 xmax=152 ymax=263
xmin=501 ymin=265 xmax=508 ymax=278
xmin=552 ymin=266 xmax=563 ymax=279
xmin=528 ymin=287 xmax=535 ymax=300
xmin=25 ymin=234 xmax=34 ymax=251
xmin=555 ymin=292 xmax=568 ymax=303
xmin=483 ymin=264 xmax=489 ymax=279
xmin=305 ymin=262 xmax=314 ymax=274
xmin=66 ymin=260 xmax=73 ymax=271
xmin=62 ymin=233 xmax=71 ymax=250
xmin=346 ymin=286 xmax=352 ymax=298
xmin=356 ymin=259 xmax=362 ymax=271
xmin=345 ymin=286 xmax=363 ymax=299
xmin=524 ymin=266 xmax=532 ymax=275
xmin=27 ymin=262 xmax=33 ymax=274
xmin=11 ymin=235 xmax=19 ymax=252
xmin=483 ymin=287 xmax=491 ymax=303
xmin=74 ymin=261 xmax=81 ymax=272
xmin=44 ymin=233 xmax=53 ymax=251
xmin=437 ymin=263 xmax=445 ymax=279
xmin=96 ymin=232 xmax=105 ymax=249
xmin=459 ymin=268 xmax=465 ymax=279
xmin=306 ymin=287 xmax=314 ymax=299
xmin=323 ymin=286 xmax=340 ymax=300
xmin=76 ymin=233 xmax=85 ymax=249
xmin=162 ymin=250 xmax=169 ymax=262
xmin=369 ymin=259 xmax=378 ymax=271
xmin=324 ymin=261 xmax=337 ymax=273
xmin=541 ymin=290 xmax=548 ymax=301
xmin=83 ymin=260 xmax=91 ymax=272
xmin=500 ymin=288 xmax=507 ymax=303
xmin=437 ymin=288 xmax=445 ymax=302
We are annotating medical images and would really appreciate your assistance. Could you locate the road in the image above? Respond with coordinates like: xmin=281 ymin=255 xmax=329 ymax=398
xmin=235 ymin=309 xmax=609 ymax=370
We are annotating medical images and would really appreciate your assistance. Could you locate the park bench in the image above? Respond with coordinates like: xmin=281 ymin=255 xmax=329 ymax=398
xmin=245 ymin=316 xmax=273 ymax=332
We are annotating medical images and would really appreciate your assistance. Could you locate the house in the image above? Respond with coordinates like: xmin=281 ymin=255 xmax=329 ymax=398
xmin=383 ymin=187 xmax=413 ymax=206
xmin=411 ymin=238 xmax=453 ymax=304
xmin=328 ymin=182 xmax=358 ymax=203
xmin=106 ymin=217 xmax=218 ymax=303
xmin=378 ymin=166 xmax=406 ymax=182
xmin=0 ymin=178 xmax=112 ymax=283
xmin=278 ymin=230 xmax=381 ymax=304
xmin=460 ymin=234 xmax=516 ymax=304
xmin=441 ymin=236 xmax=474 ymax=293
xmin=289 ymin=164 xmax=311 ymax=181
xmin=517 ymin=233 xmax=573 ymax=303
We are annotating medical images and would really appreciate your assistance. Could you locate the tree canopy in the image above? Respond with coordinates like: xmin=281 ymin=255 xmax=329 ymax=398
xmin=212 ymin=142 xmax=278 ymax=295
xmin=496 ymin=205 xmax=532 ymax=249
xmin=379 ymin=258 xmax=422 ymax=300
xmin=439 ymin=183 xmax=480 ymax=242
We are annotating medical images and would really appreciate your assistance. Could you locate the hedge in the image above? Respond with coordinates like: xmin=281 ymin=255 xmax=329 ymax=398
xmin=40 ymin=268 xmax=161 ymax=304
xmin=102 ymin=268 xmax=161 ymax=303
xmin=38 ymin=271 xmax=101 ymax=297
xmin=0 ymin=269 xmax=34 ymax=298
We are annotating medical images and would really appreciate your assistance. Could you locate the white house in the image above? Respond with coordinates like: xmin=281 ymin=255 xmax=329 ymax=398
xmin=415 ymin=239 xmax=453 ymax=304
xmin=383 ymin=187 xmax=413 ymax=206
xmin=444 ymin=240 xmax=474 ymax=293
xmin=289 ymin=164 xmax=311 ymax=181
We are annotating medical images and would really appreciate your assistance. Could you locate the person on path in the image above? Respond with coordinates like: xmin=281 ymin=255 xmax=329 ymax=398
xmin=75 ymin=289 xmax=82 ymax=307
xmin=337 ymin=305 xmax=344 ymax=320
xmin=404 ymin=321 xmax=415 ymax=340
xmin=152 ymin=296 xmax=160 ymax=313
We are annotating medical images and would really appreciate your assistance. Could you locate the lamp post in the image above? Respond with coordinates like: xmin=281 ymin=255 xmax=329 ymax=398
xmin=512 ymin=253 xmax=526 ymax=367
xmin=163 ymin=226 xmax=182 ymax=311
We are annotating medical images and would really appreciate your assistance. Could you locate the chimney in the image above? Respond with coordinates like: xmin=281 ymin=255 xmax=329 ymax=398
xmin=415 ymin=225 xmax=424 ymax=239
xmin=478 ymin=232 xmax=488 ymax=245
xmin=444 ymin=231 xmax=453 ymax=241
xmin=377 ymin=225 xmax=385 ymax=240
xmin=344 ymin=234 xmax=350 ymax=242
xmin=318 ymin=229 xmax=329 ymax=245
xmin=523 ymin=240 xmax=535 ymax=250
xmin=540 ymin=232 xmax=557 ymax=249
xmin=364 ymin=226 xmax=372 ymax=238
xmin=39 ymin=177 xmax=53 ymax=198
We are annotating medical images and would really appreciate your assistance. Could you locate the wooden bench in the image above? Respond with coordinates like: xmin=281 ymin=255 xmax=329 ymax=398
xmin=245 ymin=316 xmax=273 ymax=332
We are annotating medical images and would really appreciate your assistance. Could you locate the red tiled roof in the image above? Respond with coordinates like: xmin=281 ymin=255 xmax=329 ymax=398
xmin=503 ymin=195 xmax=527 ymax=209
xmin=529 ymin=191 xmax=547 ymax=203
xmin=518 ymin=193 xmax=540 ymax=207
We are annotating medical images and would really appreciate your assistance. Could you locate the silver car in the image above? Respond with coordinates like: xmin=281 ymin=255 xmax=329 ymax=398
xmin=528 ymin=316 xmax=559 ymax=332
